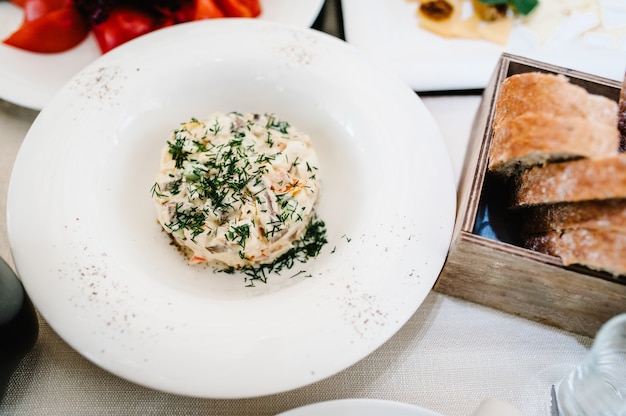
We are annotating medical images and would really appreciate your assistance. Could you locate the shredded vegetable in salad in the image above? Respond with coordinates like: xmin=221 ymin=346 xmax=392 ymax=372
xmin=151 ymin=112 xmax=325 ymax=274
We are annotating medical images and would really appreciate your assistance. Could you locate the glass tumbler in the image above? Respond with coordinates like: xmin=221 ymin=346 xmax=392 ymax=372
xmin=556 ymin=313 xmax=626 ymax=416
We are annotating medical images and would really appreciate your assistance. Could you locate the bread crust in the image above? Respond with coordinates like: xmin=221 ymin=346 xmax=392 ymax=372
xmin=524 ymin=228 xmax=626 ymax=277
xmin=515 ymin=154 xmax=626 ymax=207
xmin=488 ymin=72 xmax=619 ymax=175
xmin=489 ymin=112 xmax=619 ymax=175
xmin=487 ymin=71 xmax=626 ymax=278
xmin=521 ymin=199 xmax=626 ymax=235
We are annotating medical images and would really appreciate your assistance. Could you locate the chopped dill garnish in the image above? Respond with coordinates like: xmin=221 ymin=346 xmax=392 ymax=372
xmin=227 ymin=222 xmax=251 ymax=249
xmin=167 ymin=131 xmax=191 ymax=169
xmin=150 ymin=182 xmax=165 ymax=198
xmin=266 ymin=114 xmax=290 ymax=134
xmin=165 ymin=203 xmax=207 ymax=241
xmin=220 ymin=218 xmax=328 ymax=287
xmin=153 ymin=112 xmax=324 ymax=283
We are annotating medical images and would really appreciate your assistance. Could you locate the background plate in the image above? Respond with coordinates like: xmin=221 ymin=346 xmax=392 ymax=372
xmin=342 ymin=0 xmax=626 ymax=91
xmin=276 ymin=399 xmax=443 ymax=416
xmin=0 ymin=0 xmax=325 ymax=110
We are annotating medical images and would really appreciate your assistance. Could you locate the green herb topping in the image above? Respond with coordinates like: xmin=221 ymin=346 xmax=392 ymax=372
xmin=479 ymin=0 xmax=538 ymax=15
xmin=151 ymin=112 xmax=326 ymax=279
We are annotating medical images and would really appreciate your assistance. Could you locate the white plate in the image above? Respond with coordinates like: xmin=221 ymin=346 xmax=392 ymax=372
xmin=342 ymin=0 xmax=626 ymax=91
xmin=276 ymin=399 xmax=444 ymax=416
xmin=0 ymin=0 xmax=325 ymax=110
xmin=7 ymin=19 xmax=456 ymax=398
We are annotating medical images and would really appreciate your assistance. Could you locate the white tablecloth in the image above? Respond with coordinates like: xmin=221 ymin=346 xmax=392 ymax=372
xmin=0 ymin=92 xmax=592 ymax=416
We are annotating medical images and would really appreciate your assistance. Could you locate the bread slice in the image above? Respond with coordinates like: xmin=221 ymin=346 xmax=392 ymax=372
xmin=492 ymin=72 xmax=617 ymax=126
xmin=524 ymin=228 xmax=626 ymax=277
xmin=514 ymin=154 xmax=626 ymax=207
xmin=488 ymin=112 xmax=619 ymax=175
xmin=488 ymin=72 xmax=619 ymax=175
xmin=521 ymin=199 xmax=626 ymax=235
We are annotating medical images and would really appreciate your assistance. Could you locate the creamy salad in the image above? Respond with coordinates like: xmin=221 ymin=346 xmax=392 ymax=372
xmin=152 ymin=112 xmax=322 ymax=268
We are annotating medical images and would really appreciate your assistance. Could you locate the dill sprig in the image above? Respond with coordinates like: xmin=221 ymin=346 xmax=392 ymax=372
xmin=220 ymin=218 xmax=328 ymax=287
xmin=165 ymin=203 xmax=207 ymax=241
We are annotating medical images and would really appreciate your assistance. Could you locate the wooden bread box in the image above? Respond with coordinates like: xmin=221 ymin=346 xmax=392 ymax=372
xmin=434 ymin=53 xmax=626 ymax=337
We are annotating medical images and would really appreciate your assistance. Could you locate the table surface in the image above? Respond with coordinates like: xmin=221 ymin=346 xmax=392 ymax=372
xmin=0 ymin=2 xmax=594 ymax=415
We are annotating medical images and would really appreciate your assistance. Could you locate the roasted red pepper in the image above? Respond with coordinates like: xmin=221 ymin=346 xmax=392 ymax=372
xmin=214 ymin=0 xmax=260 ymax=17
xmin=192 ymin=0 xmax=225 ymax=19
xmin=3 ymin=6 xmax=89 ymax=53
xmin=160 ymin=0 xmax=225 ymax=23
xmin=4 ymin=0 xmax=262 ymax=54
xmin=21 ymin=0 xmax=71 ymax=21
xmin=91 ymin=6 xmax=163 ymax=54
xmin=9 ymin=0 xmax=27 ymax=8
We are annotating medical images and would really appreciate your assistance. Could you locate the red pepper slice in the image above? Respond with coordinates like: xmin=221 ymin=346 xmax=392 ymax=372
xmin=91 ymin=6 xmax=164 ymax=54
xmin=193 ymin=0 xmax=225 ymax=19
xmin=22 ymin=0 xmax=70 ymax=21
xmin=9 ymin=0 xmax=27 ymax=8
xmin=159 ymin=0 xmax=225 ymax=24
xmin=3 ymin=7 xmax=89 ymax=53
xmin=5 ymin=0 xmax=261 ymax=55
xmin=213 ymin=0 xmax=260 ymax=17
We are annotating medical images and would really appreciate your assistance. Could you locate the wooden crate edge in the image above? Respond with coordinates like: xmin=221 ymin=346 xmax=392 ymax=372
xmin=435 ymin=232 xmax=626 ymax=337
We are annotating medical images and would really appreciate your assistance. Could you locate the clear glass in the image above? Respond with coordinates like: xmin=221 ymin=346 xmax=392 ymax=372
xmin=556 ymin=313 xmax=626 ymax=416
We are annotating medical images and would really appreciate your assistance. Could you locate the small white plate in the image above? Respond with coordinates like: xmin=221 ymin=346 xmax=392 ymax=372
xmin=342 ymin=0 xmax=626 ymax=91
xmin=7 ymin=19 xmax=456 ymax=398
xmin=0 ymin=0 xmax=325 ymax=110
xmin=276 ymin=399 xmax=443 ymax=416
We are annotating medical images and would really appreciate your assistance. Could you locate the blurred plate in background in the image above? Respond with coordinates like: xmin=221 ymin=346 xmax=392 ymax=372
xmin=0 ymin=0 xmax=325 ymax=110
xmin=342 ymin=0 xmax=626 ymax=91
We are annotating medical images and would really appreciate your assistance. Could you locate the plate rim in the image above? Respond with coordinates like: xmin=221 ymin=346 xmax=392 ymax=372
xmin=275 ymin=398 xmax=444 ymax=416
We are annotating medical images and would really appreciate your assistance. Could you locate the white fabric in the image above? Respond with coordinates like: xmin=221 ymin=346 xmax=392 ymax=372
xmin=0 ymin=95 xmax=592 ymax=416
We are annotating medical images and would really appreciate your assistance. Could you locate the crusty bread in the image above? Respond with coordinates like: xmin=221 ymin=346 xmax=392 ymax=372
xmin=524 ymin=228 xmax=626 ymax=277
xmin=486 ymin=71 xmax=626 ymax=277
xmin=492 ymin=72 xmax=617 ymax=126
xmin=514 ymin=154 xmax=626 ymax=207
xmin=488 ymin=72 xmax=619 ymax=175
xmin=489 ymin=112 xmax=619 ymax=175
xmin=521 ymin=199 xmax=626 ymax=236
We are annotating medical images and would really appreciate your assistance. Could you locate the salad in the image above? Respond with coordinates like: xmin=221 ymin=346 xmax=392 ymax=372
xmin=152 ymin=112 xmax=326 ymax=284
xmin=3 ymin=0 xmax=261 ymax=54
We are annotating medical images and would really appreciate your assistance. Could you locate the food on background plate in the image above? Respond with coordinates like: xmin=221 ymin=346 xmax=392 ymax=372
xmin=471 ymin=0 xmax=508 ymax=21
xmin=151 ymin=112 xmax=326 ymax=283
xmin=410 ymin=0 xmax=625 ymax=47
xmin=410 ymin=0 xmax=537 ymax=44
xmin=487 ymin=71 xmax=626 ymax=277
xmin=3 ymin=0 xmax=261 ymax=54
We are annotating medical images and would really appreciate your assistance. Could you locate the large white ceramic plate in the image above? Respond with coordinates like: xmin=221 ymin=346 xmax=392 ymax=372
xmin=276 ymin=399 xmax=443 ymax=416
xmin=7 ymin=19 xmax=455 ymax=398
xmin=342 ymin=0 xmax=626 ymax=91
xmin=0 ymin=0 xmax=324 ymax=110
